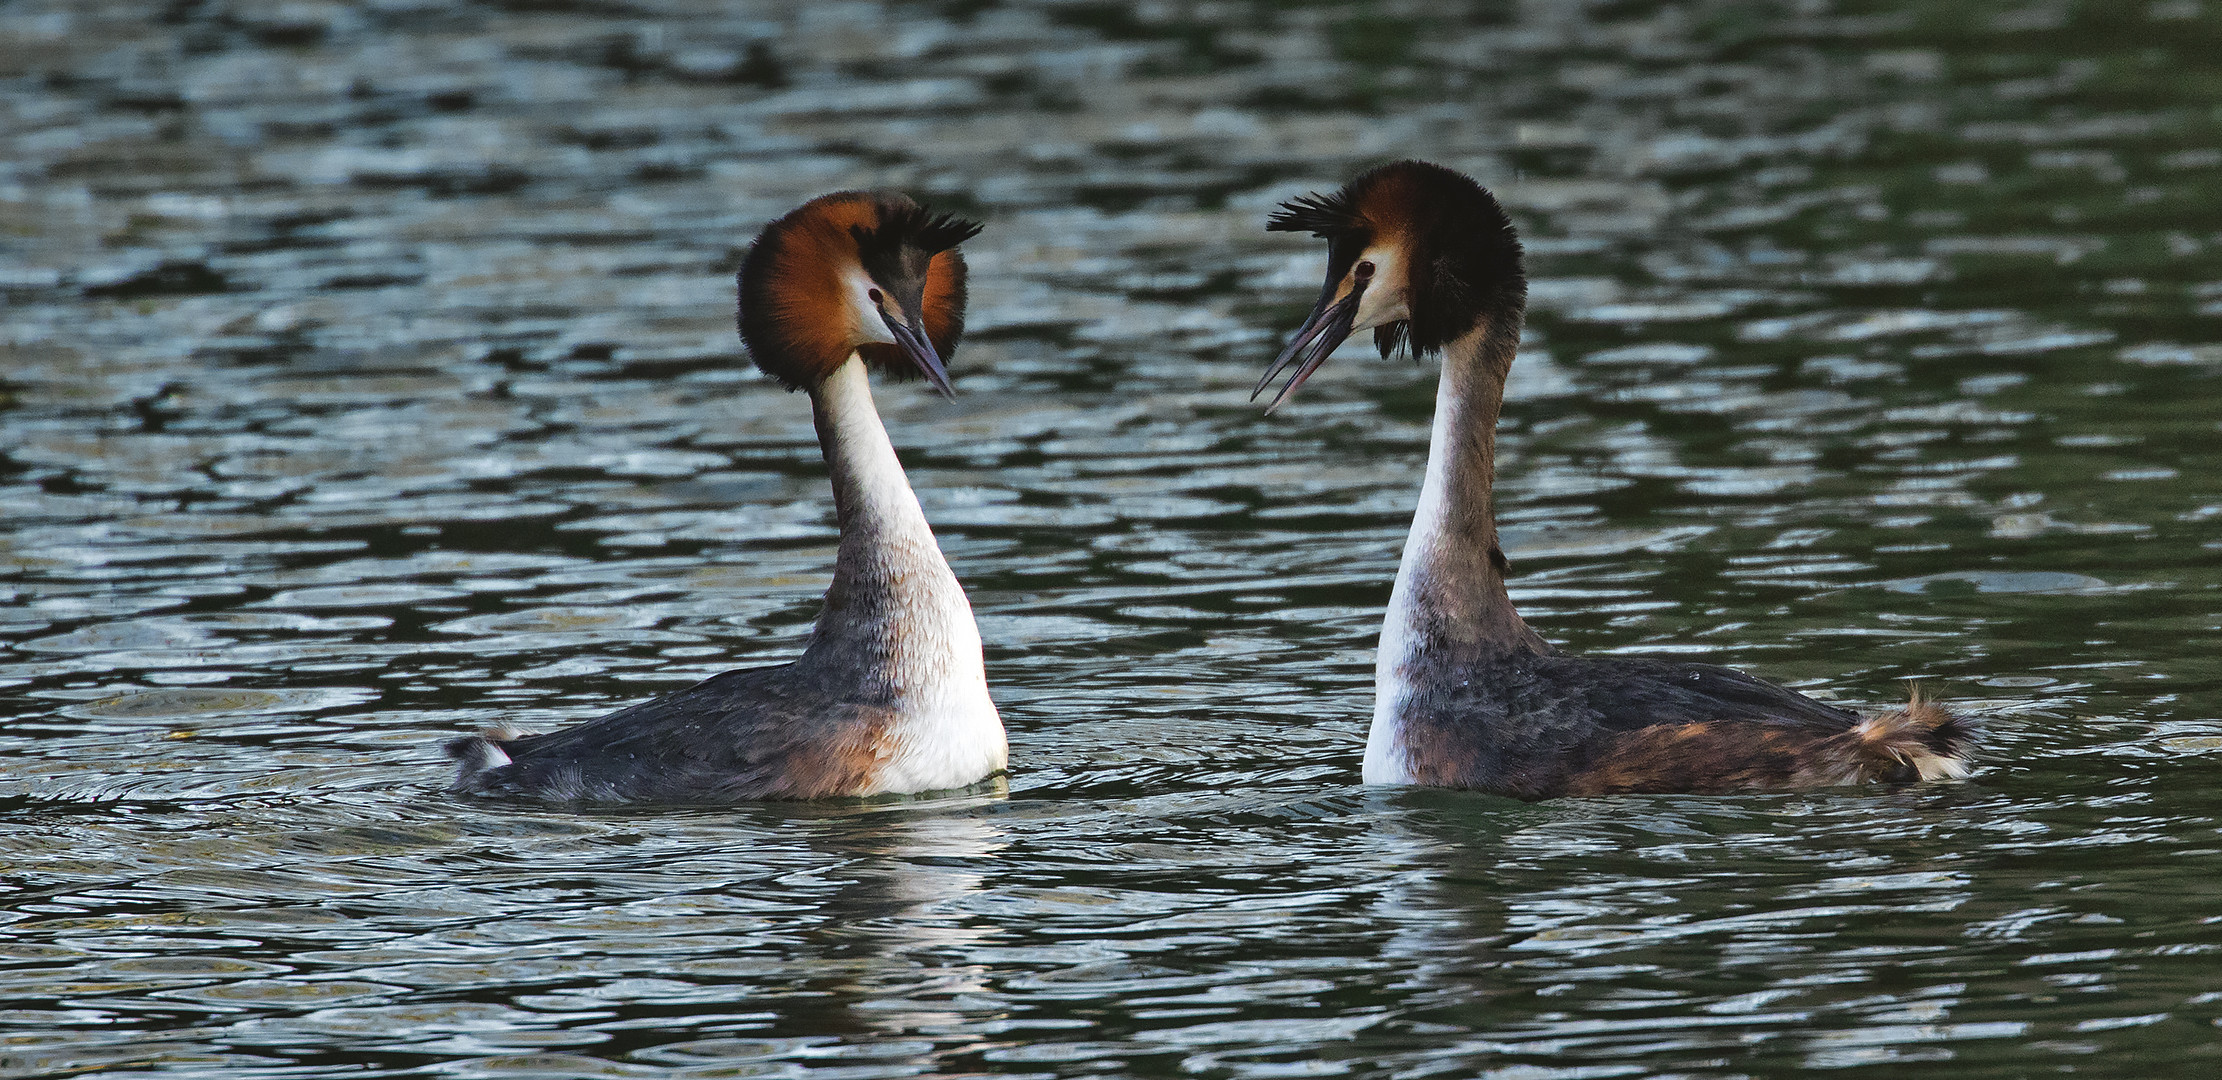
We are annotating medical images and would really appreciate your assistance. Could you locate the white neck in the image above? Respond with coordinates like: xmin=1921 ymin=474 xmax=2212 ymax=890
xmin=803 ymin=357 xmax=1003 ymax=793
xmin=1365 ymin=325 xmax=1545 ymax=785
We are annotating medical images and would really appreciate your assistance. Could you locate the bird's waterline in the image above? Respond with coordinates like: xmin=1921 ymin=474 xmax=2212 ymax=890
xmin=4 ymin=0 xmax=2221 ymax=1076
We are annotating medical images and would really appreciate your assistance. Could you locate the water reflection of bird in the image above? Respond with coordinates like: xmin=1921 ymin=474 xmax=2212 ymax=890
xmin=448 ymin=192 xmax=1005 ymax=802
xmin=1257 ymin=160 xmax=1976 ymax=798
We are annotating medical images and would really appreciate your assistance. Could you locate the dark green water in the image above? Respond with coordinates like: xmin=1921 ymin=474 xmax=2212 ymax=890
xmin=4 ymin=1 xmax=2221 ymax=1076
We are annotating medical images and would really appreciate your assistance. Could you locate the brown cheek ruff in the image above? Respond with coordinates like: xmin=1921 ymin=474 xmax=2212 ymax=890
xmin=921 ymin=248 xmax=969 ymax=358
xmin=739 ymin=193 xmax=882 ymax=391
xmin=854 ymin=342 xmax=903 ymax=371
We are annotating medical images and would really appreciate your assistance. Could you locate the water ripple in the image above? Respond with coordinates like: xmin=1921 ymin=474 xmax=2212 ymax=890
xmin=6 ymin=0 xmax=2222 ymax=1076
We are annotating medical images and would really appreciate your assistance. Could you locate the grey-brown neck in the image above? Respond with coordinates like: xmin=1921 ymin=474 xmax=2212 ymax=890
xmin=801 ymin=357 xmax=982 ymax=696
xmin=1367 ymin=319 xmax=1548 ymax=783
xmin=1384 ymin=320 xmax=1550 ymax=657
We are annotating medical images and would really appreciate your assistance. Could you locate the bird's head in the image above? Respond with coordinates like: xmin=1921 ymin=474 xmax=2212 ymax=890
xmin=738 ymin=191 xmax=982 ymax=395
xmin=1256 ymin=160 xmax=1525 ymax=412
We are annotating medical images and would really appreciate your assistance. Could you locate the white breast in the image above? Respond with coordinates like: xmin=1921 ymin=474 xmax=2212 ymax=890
xmin=810 ymin=359 xmax=1007 ymax=796
xmin=1363 ymin=356 xmax=1468 ymax=788
xmin=1365 ymin=581 xmax=1423 ymax=786
xmin=875 ymin=679 xmax=1006 ymax=795
xmin=872 ymin=611 xmax=1007 ymax=795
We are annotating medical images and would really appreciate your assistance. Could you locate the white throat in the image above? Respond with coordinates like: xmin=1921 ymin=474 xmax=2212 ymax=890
xmin=1363 ymin=356 xmax=1465 ymax=786
xmin=806 ymin=357 xmax=1005 ymax=793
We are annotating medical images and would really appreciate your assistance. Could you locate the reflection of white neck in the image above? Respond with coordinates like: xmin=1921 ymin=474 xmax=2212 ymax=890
xmin=803 ymin=357 xmax=1004 ymax=794
xmin=1365 ymin=325 xmax=1545 ymax=785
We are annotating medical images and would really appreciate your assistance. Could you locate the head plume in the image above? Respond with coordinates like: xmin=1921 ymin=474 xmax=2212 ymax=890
xmin=1270 ymin=160 xmax=1524 ymax=356
xmin=1266 ymin=188 xmax=1361 ymax=239
xmin=737 ymin=191 xmax=980 ymax=391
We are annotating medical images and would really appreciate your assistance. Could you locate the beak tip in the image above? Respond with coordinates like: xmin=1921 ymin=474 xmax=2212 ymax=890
xmin=884 ymin=308 xmax=956 ymax=398
xmin=1255 ymin=289 xmax=1361 ymax=417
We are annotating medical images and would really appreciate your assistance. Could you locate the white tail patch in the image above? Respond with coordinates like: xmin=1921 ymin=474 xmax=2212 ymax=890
xmin=446 ymin=732 xmax=514 ymax=778
xmin=1913 ymin=751 xmax=1972 ymax=781
xmin=1853 ymin=696 xmax=1974 ymax=782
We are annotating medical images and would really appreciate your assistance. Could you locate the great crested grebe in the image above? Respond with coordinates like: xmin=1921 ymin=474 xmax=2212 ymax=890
xmin=446 ymin=191 xmax=1005 ymax=802
xmin=1257 ymin=160 xmax=1976 ymax=798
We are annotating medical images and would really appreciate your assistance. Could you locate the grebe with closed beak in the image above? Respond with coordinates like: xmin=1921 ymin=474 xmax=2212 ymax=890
xmin=447 ymin=191 xmax=1005 ymax=802
xmin=1258 ymin=160 xmax=1976 ymax=798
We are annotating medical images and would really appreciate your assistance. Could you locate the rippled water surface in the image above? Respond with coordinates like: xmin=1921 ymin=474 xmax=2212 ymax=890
xmin=6 ymin=1 xmax=2222 ymax=1076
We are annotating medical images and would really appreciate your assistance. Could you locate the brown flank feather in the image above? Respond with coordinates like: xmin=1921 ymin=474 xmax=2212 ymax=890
xmin=1563 ymin=691 xmax=1975 ymax=796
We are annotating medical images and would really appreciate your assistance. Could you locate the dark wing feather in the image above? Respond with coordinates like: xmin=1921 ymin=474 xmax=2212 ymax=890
xmin=1406 ymin=650 xmax=1864 ymax=796
xmin=447 ymin=664 xmax=893 ymax=804
xmin=1555 ymin=656 xmax=1863 ymax=734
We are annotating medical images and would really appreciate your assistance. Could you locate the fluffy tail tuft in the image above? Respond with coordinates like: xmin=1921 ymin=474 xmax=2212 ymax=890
xmin=1856 ymin=688 xmax=1978 ymax=781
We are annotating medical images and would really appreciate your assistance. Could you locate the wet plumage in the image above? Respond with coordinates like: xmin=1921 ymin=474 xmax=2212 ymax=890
xmin=1260 ymin=160 xmax=1976 ymax=798
xmin=447 ymin=668 xmax=901 ymax=803
xmin=1388 ymin=648 xmax=1971 ymax=797
xmin=447 ymin=191 xmax=1004 ymax=804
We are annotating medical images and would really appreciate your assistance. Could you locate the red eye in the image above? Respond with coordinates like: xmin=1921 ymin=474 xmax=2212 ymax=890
xmin=868 ymin=288 xmax=884 ymax=304
xmin=1354 ymin=261 xmax=1375 ymax=283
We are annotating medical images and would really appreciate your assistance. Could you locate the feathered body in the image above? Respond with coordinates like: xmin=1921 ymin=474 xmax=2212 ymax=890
xmin=1261 ymin=161 xmax=1976 ymax=798
xmin=447 ymin=192 xmax=1004 ymax=803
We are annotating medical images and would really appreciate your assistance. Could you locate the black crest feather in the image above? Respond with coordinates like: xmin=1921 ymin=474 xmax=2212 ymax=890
xmin=1267 ymin=188 xmax=1360 ymax=238
xmin=849 ymin=195 xmax=981 ymax=331
xmin=855 ymin=199 xmax=983 ymax=262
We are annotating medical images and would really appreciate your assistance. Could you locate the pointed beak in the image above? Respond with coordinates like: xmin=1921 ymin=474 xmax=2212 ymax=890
xmin=1253 ymin=280 xmax=1363 ymax=414
xmin=880 ymin=305 xmax=955 ymax=398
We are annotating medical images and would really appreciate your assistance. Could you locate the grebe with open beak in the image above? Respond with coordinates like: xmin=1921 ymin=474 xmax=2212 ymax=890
xmin=447 ymin=192 xmax=1004 ymax=802
xmin=1259 ymin=161 xmax=1976 ymax=798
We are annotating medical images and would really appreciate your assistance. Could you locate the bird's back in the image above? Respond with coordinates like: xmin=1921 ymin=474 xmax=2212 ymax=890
xmin=1392 ymin=649 xmax=1969 ymax=798
xmin=446 ymin=663 xmax=898 ymax=803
